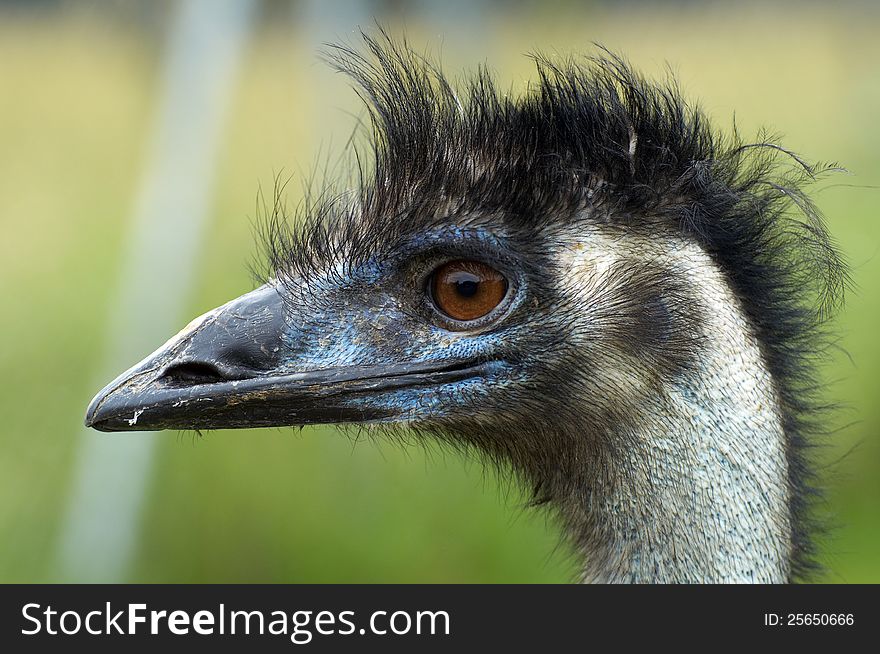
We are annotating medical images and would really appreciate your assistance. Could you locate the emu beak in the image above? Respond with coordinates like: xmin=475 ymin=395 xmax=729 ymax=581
xmin=85 ymin=285 xmax=484 ymax=432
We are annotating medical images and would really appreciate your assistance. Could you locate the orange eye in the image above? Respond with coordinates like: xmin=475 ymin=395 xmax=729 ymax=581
xmin=429 ymin=260 xmax=508 ymax=322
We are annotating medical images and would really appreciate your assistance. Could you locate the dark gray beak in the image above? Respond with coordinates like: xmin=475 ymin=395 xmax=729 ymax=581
xmin=84 ymin=284 xmax=485 ymax=432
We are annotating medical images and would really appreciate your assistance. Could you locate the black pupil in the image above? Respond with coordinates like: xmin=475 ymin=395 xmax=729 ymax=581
xmin=451 ymin=272 xmax=480 ymax=298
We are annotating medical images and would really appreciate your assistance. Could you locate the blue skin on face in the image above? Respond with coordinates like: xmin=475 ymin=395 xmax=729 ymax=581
xmin=273 ymin=227 xmax=529 ymax=423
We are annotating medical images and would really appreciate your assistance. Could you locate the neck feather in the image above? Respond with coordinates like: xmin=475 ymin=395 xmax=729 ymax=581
xmin=559 ymin=233 xmax=792 ymax=583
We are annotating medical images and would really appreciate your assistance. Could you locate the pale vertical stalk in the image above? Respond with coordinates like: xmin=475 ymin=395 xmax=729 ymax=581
xmin=56 ymin=0 xmax=256 ymax=582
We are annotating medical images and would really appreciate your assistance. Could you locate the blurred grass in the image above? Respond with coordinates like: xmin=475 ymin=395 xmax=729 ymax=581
xmin=0 ymin=3 xmax=877 ymax=582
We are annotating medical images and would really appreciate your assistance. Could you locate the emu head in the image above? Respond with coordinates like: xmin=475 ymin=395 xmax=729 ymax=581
xmin=86 ymin=35 xmax=842 ymax=581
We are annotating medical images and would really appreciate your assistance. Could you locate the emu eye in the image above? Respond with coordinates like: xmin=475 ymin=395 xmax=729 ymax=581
xmin=429 ymin=260 xmax=508 ymax=323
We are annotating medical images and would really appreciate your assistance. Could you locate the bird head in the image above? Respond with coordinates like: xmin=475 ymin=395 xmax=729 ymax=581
xmin=85 ymin=34 xmax=842 ymax=500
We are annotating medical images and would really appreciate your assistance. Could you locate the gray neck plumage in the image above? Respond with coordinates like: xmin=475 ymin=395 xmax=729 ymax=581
xmin=558 ymin=231 xmax=792 ymax=583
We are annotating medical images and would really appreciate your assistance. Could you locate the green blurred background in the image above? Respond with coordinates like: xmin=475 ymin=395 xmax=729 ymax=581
xmin=1 ymin=0 xmax=877 ymax=583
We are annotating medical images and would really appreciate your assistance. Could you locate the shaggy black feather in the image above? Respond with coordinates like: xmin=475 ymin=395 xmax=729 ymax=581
xmin=257 ymin=30 xmax=846 ymax=582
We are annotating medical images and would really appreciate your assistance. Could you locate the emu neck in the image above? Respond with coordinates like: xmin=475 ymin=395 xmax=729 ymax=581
xmin=562 ymin=234 xmax=792 ymax=583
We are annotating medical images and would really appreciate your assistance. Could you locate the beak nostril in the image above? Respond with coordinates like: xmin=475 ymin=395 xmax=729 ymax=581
xmin=160 ymin=361 xmax=229 ymax=386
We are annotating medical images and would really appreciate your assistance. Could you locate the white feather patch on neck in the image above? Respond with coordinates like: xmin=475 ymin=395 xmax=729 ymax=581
xmin=556 ymin=226 xmax=790 ymax=583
